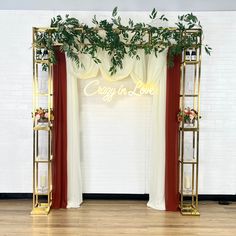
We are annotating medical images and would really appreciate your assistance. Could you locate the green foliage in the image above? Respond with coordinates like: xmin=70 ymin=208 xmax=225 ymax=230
xmin=34 ymin=7 xmax=211 ymax=74
xmin=149 ymin=8 xmax=157 ymax=20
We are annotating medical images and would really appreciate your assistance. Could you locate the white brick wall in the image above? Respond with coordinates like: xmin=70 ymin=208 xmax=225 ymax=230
xmin=0 ymin=10 xmax=235 ymax=194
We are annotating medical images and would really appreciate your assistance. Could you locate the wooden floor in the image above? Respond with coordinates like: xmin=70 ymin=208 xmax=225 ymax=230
xmin=0 ymin=200 xmax=236 ymax=236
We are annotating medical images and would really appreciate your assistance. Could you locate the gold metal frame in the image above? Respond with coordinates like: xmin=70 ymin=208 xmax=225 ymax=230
xmin=31 ymin=27 xmax=53 ymax=215
xmin=179 ymin=29 xmax=202 ymax=216
xmin=31 ymin=26 xmax=202 ymax=215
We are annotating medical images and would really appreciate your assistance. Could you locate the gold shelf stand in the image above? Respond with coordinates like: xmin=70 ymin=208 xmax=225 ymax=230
xmin=31 ymin=27 xmax=53 ymax=215
xmin=179 ymin=29 xmax=202 ymax=216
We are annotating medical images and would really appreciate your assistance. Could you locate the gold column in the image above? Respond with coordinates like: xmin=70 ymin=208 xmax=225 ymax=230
xmin=31 ymin=27 xmax=53 ymax=215
xmin=179 ymin=29 xmax=202 ymax=216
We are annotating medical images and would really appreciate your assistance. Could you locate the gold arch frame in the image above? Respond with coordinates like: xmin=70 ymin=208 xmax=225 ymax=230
xmin=31 ymin=27 xmax=202 ymax=216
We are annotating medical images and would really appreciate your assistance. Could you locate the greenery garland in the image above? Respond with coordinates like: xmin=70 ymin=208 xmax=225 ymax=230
xmin=34 ymin=7 xmax=211 ymax=74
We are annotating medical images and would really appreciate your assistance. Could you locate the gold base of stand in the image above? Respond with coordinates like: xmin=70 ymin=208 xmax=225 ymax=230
xmin=31 ymin=203 xmax=51 ymax=215
xmin=180 ymin=205 xmax=200 ymax=216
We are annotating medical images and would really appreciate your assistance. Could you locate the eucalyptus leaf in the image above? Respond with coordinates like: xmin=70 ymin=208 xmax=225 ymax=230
xmin=112 ymin=7 xmax=118 ymax=17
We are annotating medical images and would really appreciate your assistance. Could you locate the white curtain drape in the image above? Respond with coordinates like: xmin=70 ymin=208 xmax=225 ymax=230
xmin=146 ymin=52 xmax=167 ymax=210
xmin=66 ymin=57 xmax=83 ymax=208
xmin=66 ymin=49 xmax=167 ymax=210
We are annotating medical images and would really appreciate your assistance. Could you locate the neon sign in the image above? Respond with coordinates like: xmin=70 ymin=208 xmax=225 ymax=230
xmin=83 ymin=80 xmax=158 ymax=102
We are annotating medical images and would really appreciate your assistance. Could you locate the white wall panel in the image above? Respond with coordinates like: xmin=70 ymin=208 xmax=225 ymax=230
xmin=0 ymin=10 xmax=235 ymax=194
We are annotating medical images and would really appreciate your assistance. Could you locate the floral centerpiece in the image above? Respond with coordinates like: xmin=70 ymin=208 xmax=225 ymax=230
xmin=177 ymin=107 xmax=199 ymax=125
xmin=34 ymin=108 xmax=54 ymax=123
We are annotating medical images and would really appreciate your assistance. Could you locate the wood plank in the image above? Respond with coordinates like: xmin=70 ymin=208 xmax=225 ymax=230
xmin=0 ymin=200 xmax=235 ymax=236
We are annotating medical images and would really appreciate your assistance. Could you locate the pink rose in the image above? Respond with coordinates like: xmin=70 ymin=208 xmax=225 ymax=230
xmin=189 ymin=114 xmax=195 ymax=120
xmin=178 ymin=116 xmax=183 ymax=122
xmin=36 ymin=114 xmax=40 ymax=120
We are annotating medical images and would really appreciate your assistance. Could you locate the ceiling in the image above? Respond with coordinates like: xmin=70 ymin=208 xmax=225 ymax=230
xmin=0 ymin=0 xmax=235 ymax=11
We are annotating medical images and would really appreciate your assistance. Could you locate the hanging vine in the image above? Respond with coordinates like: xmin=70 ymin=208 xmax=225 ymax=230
xmin=34 ymin=7 xmax=212 ymax=74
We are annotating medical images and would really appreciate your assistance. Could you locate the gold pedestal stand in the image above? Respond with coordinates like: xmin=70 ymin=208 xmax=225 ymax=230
xmin=31 ymin=27 xmax=53 ymax=215
xmin=179 ymin=29 xmax=202 ymax=216
xmin=31 ymin=203 xmax=51 ymax=215
xmin=181 ymin=204 xmax=200 ymax=216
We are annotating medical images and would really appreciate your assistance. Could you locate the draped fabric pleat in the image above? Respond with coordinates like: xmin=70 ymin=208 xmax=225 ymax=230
xmin=66 ymin=50 xmax=168 ymax=210
xmin=52 ymin=48 xmax=68 ymax=208
xmin=165 ymin=55 xmax=181 ymax=211
xmin=66 ymin=57 xmax=83 ymax=208
xmin=147 ymin=51 xmax=167 ymax=210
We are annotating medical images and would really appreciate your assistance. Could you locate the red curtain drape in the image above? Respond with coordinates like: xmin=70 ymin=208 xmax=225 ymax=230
xmin=165 ymin=55 xmax=181 ymax=211
xmin=50 ymin=49 xmax=181 ymax=210
xmin=52 ymin=48 xmax=67 ymax=208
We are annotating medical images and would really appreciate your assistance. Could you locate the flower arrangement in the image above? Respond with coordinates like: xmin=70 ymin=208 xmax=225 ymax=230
xmin=177 ymin=107 xmax=199 ymax=125
xmin=34 ymin=108 xmax=54 ymax=122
